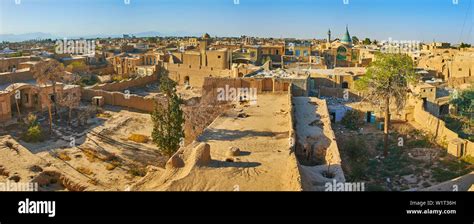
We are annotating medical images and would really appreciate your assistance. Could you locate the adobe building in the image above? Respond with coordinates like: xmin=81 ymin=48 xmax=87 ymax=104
xmin=316 ymin=26 xmax=357 ymax=68
xmin=0 ymin=56 xmax=36 ymax=73
xmin=417 ymin=49 xmax=474 ymax=83
xmin=165 ymin=46 xmax=262 ymax=88
xmin=0 ymin=79 xmax=81 ymax=122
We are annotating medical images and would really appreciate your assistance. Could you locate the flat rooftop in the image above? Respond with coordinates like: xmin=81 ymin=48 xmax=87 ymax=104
xmin=133 ymin=93 xmax=301 ymax=191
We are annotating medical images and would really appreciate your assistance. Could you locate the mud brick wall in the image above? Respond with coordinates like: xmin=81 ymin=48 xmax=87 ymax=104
xmin=90 ymin=74 xmax=158 ymax=92
xmin=413 ymin=101 xmax=473 ymax=157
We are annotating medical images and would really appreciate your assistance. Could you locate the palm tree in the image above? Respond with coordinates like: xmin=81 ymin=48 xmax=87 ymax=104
xmin=355 ymin=53 xmax=418 ymax=157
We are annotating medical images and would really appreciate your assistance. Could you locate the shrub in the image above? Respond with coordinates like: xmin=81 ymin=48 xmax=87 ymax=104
xmin=82 ymin=148 xmax=98 ymax=162
xmin=78 ymin=75 xmax=99 ymax=86
xmin=345 ymin=137 xmax=368 ymax=159
xmin=128 ymin=134 xmax=149 ymax=143
xmin=5 ymin=141 xmax=14 ymax=149
xmin=97 ymin=113 xmax=112 ymax=118
xmin=22 ymin=125 xmax=43 ymax=143
xmin=341 ymin=110 xmax=363 ymax=130
xmin=76 ymin=167 xmax=93 ymax=175
xmin=128 ymin=166 xmax=146 ymax=177
xmin=26 ymin=113 xmax=39 ymax=128
xmin=345 ymin=137 xmax=369 ymax=181
xmin=58 ymin=151 xmax=71 ymax=161
xmin=105 ymin=163 xmax=117 ymax=171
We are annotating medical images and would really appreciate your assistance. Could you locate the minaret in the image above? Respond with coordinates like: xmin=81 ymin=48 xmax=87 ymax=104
xmin=327 ymin=29 xmax=331 ymax=43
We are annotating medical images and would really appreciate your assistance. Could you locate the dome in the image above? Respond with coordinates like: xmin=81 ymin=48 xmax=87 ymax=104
xmin=341 ymin=25 xmax=352 ymax=45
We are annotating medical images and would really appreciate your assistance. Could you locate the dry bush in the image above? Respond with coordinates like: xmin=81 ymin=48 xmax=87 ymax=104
xmin=128 ymin=134 xmax=149 ymax=143
xmin=97 ymin=113 xmax=112 ymax=118
xmin=5 ymin=141 xmax=14 ymax=149
xmin=58 ymin=151 xmax=71 ymax=161
xmin=76 ymin=166 xmax=93 ymax=175
xmin=82 ymin=148 xmax=98 ymax=162
xmin=128 ymin=166 xmax=146 ymax=177
xmin=105 ymin=163 xmax=117 ymax=171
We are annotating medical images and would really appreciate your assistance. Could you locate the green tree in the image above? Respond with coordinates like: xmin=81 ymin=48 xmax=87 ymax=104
xmin=355 ymin=53 xmax=418 ymax=157
xmin=459 ymin=42 xmax=472 ymax=49
xmin=449 ymin=87 xmax=474 ymax=139
xmin=362 ymin=38 xmax=372 ymax=45
xmin=352 ymin=36 xmax=360 ymax=45
xmin=451 ymin=87 xmax=474 ymax=117
xmin=151 ymin=67 xmax=185 ymax=157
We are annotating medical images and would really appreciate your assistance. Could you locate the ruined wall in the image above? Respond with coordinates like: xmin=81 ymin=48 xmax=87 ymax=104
xmin=82 ymin=88 xmax=228 ymax=146
xmin=0 ymin=57 xmax=32 ymax=73
xmin=81 ymin=89 xmax=157 ymax=112
xmin=318 ymin=86 xmax=361 ymax=100
xmin=0 ymin=70 xmax=33 ymax=83
xmin=413 ymin=101 xmax=474 ymax=157
xmin=447 ymin=76 xmax=474 ymax=87
xmin=285 ymin=85 xmax=313 ymax=191
xmin=90 ymin=74 xmax=158 ymax=92
xmin=200 ymin=77 xmax=300 ymax=104
xmin=166 ymin=63 xmax=233 ymax=88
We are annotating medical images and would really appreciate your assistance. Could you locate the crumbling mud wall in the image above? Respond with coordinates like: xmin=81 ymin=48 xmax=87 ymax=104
xmin=182 ymin=104 xmax=231 ymax=145
xmin=81 ymin=88 xmax=229 ymax=147
xmin=421 ymin=171 xmax=474 ymax=191
xmin=290 ymin=87 xmax=346 ymax=191
xmin=201 ymin=77 xmax=294 ymax=104
xmin=81 ymin=89 xmax=157 ymax=112
xmin=89 ymin=74 xmax=158 ymax=92
xmin=0 ymin=70 xmax=33 ymax=83
xmin=413 ymin=100 xmax=474 ymax=157
xmin=447 ymin=76 xmax=474 ymax=87
xmin=285 ymin=87 xmax=312 ymax=190
xmin=131 ymin=89 xmax=307 ymax=191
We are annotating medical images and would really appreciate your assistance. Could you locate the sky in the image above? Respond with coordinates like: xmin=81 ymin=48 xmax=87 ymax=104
xmin=0 ymin=0 xmax=473 ymax=43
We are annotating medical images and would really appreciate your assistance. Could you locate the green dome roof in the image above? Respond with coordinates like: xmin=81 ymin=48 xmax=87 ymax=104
xmin=341 ymin=25 xmax=352 ymax=45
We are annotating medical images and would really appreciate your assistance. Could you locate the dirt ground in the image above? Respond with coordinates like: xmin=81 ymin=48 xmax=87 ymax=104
xmin=0 ymin=106 xmax=166 ymax=191
xmin=133 ymin=93 xmax=299 ymax=191
xmin=334 ymin=121 xmax=474 ymax=191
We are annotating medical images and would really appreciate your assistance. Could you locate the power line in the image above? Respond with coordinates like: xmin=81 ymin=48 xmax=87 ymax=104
xmin=458 ymin=0 xmax=473 ymax=44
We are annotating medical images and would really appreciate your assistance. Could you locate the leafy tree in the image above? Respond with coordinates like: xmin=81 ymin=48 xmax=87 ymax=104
xmin=31 ymin=59 xmax=67 ymax=133
xmin=147 ymin=37 xmax=158 ymax=43
xmin=66 ymin=61 xmax=89 ymax=75
xmin=151 ymin=67 xmax=185 ymax=157
xmin=355 ymin=53 xmax=418 ymax=157
xmin=449 ymin=87 xmax=474 ymax=140
xmin=451 ymin=87 xmax=474 ymax=117
xmin=352 ymin=36 xmax=360 ymax=45
xmin=459 ymin=42 xmax=472 ymax=49
xmin=362 ymin=38 xmax=372 ymax=45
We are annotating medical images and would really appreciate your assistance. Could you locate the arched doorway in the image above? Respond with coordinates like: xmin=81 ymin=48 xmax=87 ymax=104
xmin=184 ymin=76 xmax=190 ymax=86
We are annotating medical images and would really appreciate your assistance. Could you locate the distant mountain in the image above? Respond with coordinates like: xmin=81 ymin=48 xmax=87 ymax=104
xmin=0 ymin=31 xmax=202 ymax=42
xmin=0 ymin=32 xmax=55 ymax=42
